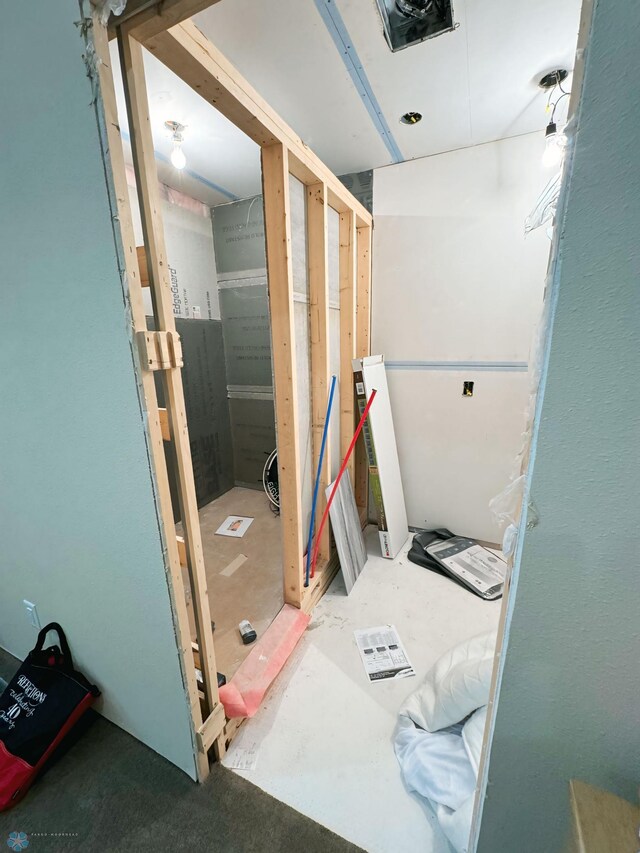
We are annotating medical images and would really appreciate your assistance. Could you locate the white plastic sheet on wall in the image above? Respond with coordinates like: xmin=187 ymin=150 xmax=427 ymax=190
xmin=127 ymin=183 xmax=220 ymax=321
xmin=289 ymin=176 xmax=313 ymax=536
xmin=328 ymin=208 xmax=341 ymax=480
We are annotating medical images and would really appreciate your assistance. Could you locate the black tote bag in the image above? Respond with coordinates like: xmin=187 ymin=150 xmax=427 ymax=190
xmin=0 ymin=622 xmax=100 ymax=811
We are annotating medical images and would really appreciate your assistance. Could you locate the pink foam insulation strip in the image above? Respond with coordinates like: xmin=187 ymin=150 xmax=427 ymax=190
xmin=219 ymin=604 xmax=310 ymax=718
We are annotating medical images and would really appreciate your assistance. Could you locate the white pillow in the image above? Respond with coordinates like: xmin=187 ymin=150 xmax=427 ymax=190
xmin=404 ymin=630 xmax=497 ymax=732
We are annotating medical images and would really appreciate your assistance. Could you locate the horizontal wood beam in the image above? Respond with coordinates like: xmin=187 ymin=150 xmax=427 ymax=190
xmin=196 ymin=701 xmax=226 ymax=754
xmin=143 ymin=20 xmax=372 ymax=226
xmin=108 ymin=0 xmax=221 ymax=41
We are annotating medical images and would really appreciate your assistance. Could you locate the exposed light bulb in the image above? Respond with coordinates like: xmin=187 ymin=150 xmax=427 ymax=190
xmin=542 ymin=121 xmax=566 ymax=168
xmin=170 ymin=143 xmax=186 ymax=170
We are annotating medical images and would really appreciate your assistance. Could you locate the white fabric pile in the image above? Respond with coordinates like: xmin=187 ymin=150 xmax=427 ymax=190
xmin=394 ymin=631 xmax=497 ymax=852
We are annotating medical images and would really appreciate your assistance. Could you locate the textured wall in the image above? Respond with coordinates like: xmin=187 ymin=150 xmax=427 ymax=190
xmin=477 ymin=0 xmax=640 ymax=848
xmin=0 ymin=2 xmax=196 ymax=777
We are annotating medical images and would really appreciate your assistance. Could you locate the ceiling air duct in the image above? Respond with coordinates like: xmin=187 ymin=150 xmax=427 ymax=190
xmin=375 ymin=0 xmax=455 ymax=52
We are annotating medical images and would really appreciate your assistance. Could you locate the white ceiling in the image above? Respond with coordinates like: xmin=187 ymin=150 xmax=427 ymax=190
xmin=110 ymin=0 xmax=582 ymax=206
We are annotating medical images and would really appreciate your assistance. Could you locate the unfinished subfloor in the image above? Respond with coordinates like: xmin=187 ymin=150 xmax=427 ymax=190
xmin=183 ymin=486 xmax=283 ymax=680
xmin=222 ymin=526 xmax=502 ymax=853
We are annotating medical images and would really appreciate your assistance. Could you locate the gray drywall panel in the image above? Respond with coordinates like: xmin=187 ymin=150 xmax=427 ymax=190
xmin=229 ymin=399 xmax=277 ymax=489
xmin=339 ymin=169 xmax=373 ymax=214
xmin=212 ymin=196 xmax=266 ymax=274
xmin=219 ymin=284 xmax=273 ymax=387
xmin=149 ymin=317 xmax=233 ymax=514
xmin=477 ymin=1 xmax=640 ymax=849
xmin=177 ymin=319 xmax=234 ymax=506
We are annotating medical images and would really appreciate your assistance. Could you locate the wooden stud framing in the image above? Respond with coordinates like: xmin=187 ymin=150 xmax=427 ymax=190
xmin=261 ymin=143 xmax=304 ymax=606
xmin=91 ymin=14 xmax=210 ymax=781
xmin=97 ymin=0 xmax=372 ymax=776
xmin=108 ymin=0 xmax=222 ymax=42
xmin=117 ymin=25 xmax=222 ymax=737
xmin=339 ymin=211 xmax=358 ymax=482
xmin=142 ymin=21 xmax=372 ymax=225
xmin=307 ymin=183 xmax=331 ymax=565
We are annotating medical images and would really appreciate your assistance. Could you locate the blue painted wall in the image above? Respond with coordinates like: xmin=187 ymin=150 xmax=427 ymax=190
xmin=0 ymin=1 xmax=196 ymax=777
xmin=477 ymin=0 xmax=640 ymax=848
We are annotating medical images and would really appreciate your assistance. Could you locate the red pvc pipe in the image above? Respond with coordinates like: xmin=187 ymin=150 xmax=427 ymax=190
xmin=310 ymin=388 xmax=377 ymax=579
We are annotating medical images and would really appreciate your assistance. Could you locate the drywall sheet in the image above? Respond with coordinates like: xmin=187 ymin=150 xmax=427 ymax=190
xmin=219 ymin=283 xmax=273 ymax=387
xmin=387 ymin=369 xmax=532 ymax=540
xmin=478 ymin=4 xmax=640 ymax=849
xmin=0 ymin=0 xmax=195 ymax=778
xmin=212 ymin=195 xmax=266 ymax=274
xmin=356 ymin=356 xmax=409 ymax=559
xmin=327 ymin=472 xmax=367 ymax=594
xmin=151 ymin=318 xmax=233 ymax=514
xmin=229 ymin=398 xmax=276 ymax=489
xmin=372 ymin=132 xmax=551 ymax=541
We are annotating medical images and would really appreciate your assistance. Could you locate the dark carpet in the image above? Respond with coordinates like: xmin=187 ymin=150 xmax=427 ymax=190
xmin=0 ymin=649 xmax=363 ymax=853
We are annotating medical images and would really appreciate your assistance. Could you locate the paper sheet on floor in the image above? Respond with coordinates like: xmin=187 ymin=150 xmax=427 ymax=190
xmin=215 ymin=516 xmax=254 ymax=538
xmin=354 ymin=625 xmax=415 ymax=683
xmin=224 ymin=742 xmax=259 ymax=771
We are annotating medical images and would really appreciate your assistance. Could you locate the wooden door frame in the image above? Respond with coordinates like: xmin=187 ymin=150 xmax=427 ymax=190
xmin=91 ymin=0 xmax=372 ymax=779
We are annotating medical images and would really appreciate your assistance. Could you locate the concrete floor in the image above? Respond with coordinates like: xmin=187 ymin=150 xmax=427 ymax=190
xmin=222 ymin=527 xmax=502 ymax=853
xmin=184 ymin=486 xmax=284 ymax=681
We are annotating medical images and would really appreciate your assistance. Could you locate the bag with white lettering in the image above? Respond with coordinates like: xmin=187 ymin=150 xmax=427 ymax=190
xmin=0 ymin=622 xmax=100 ymax=811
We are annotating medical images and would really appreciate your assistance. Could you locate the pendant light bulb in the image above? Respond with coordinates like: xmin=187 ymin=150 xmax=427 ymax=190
xmin=542 ymin=121 xmax=564 ymax=168
xmin=171 ymin=143 xmax=186 ymax=171
xmin=165 ymin=121 xmax=187 ymax=170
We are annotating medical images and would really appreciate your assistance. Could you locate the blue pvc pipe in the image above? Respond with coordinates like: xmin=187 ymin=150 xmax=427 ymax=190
xmin=304 ymin=375 xmax=337 ymax=587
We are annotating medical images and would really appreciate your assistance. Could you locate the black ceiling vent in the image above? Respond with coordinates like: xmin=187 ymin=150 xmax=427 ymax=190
xmin=375 ymin=0 xmax=455 ymax=52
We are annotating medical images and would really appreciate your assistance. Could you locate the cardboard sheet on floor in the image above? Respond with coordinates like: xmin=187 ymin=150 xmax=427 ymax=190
xmin=219 ymin=604 xmax=310 ymax=718
xmin=327 ymin=471 xmax=367 ymax=594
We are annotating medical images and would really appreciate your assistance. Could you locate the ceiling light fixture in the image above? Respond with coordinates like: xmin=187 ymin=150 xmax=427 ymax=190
xmin=538 ymin=70 xmax=570 ymax=169
xmin=165 ymin=120 xmax=187 ymax=171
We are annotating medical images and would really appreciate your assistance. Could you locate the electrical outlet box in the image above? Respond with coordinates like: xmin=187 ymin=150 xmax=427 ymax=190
xmin=23 ymin=600 xmax=40 ymax=629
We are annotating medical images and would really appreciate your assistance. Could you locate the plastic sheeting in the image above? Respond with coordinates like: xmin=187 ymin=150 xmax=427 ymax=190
xmin=96 ymin=0 xmax=126 ymax=25
xmin=525 ymin=172 xmax=562 ymax=235
xmin=491 ymin=117 xmax=577 ymax=555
